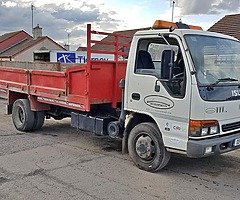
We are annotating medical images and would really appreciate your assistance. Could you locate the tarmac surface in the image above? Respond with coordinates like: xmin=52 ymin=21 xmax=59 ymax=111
xmin=0 ymin=98 xmax=240 ymax=200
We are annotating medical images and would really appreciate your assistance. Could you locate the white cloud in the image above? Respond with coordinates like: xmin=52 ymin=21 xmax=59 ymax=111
xmin=0 ymin=0 xmax=123 ymax=50
xmin=0 ymin=0 xmax=239 ymax=50
xmin=179 ymin=0 xmax=240 ymax=15
xmin=2 ymin=1 xmax=17 ymax=7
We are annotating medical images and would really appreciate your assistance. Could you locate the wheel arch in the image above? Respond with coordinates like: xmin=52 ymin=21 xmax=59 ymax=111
xmin=6 ymin=92 xmax=50 ymax=115
xmin=122 ymin=111 xmax=161 ymax=153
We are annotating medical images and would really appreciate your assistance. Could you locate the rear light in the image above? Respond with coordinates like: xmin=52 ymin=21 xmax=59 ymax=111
xmin=189 ymin=120 xmax=220 ymax=138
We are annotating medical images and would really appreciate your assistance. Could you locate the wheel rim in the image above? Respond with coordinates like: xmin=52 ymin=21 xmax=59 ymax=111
xmin=135 ymin=133 xmax=156 ymax=161
xmin=17 ymin=107 xmax=25 ymax=124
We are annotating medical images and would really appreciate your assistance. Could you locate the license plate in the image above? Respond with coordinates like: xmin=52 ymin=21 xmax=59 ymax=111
xmin=233 ymin=138 xmax=240 ymax=147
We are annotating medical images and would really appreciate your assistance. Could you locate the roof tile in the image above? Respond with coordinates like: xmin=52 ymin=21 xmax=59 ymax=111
xmin=0 ymin=31 xmax=23 ymax=43
xmin=208 ymin=14 xmax=240 ymax=40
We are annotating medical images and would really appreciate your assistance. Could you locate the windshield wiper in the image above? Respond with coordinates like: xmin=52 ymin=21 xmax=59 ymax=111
xmin=214 ymin=77 xmax=238 ymax=85
xmin=207 ymin=77 xmax=238 ymax=90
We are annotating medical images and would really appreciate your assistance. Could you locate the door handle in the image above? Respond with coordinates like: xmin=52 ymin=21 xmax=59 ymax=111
xmin=132 ymin=93 xmax=140 ymax=101
xmin=155 ymin=80 xmax=160 ymax=92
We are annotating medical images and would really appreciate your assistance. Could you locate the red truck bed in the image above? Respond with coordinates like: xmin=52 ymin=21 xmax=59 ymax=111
xmin=0 ymin=61 xmax=126 ymax=111
xmin=0 ymin=24 xmax=130 ymax=112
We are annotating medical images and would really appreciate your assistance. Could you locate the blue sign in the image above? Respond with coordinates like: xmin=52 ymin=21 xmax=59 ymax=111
xmin=57 ymin=52 xmax=76 ymax=63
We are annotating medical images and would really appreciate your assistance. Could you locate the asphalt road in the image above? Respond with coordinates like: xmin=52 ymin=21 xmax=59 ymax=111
xmin=0 ymin=98 xmax=240 ymax=200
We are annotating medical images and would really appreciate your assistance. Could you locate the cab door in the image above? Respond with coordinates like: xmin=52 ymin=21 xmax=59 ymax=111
xmin=125 ymin=35 xmax=191 ymax=151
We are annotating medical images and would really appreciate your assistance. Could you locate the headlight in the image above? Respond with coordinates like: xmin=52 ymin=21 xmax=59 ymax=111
xmin=210 ymin=126 xmax=218 ymax=134
xmin=189 ymin=120 xmax=220 ymax=138
xmin=201 ymin=127 xmax=209 ymax=136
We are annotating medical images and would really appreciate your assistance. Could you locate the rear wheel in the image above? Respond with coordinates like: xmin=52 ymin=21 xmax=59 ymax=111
xmin=32 ymin=111 xmax=45 ymax=131
xmin=12 ymin=99 xmax=35 ymax=132
xmin=128 ymin=122 xmax=170 ymax=172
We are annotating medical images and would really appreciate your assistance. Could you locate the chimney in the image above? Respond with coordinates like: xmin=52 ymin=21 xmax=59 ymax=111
xmin=33 ymin=24 xmax=42 ymax=39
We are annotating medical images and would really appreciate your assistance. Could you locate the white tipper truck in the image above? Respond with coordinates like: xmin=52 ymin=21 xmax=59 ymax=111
xmin=1 ymin=20 xmax=240 ymax=172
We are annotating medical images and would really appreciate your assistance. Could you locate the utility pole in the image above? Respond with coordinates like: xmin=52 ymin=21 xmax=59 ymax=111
xmin=171 ymin=1 xmax=175 ymax=22
xmin=31 ymin=4 xmax=34 ymax=34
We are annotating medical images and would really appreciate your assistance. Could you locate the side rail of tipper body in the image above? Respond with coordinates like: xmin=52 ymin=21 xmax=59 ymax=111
xmin=71 ymin=24 xmax=131 ymax=136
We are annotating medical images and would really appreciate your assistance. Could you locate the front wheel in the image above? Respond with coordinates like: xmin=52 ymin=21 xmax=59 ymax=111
xmin=128 ymin=122 xmax=170 ymax=172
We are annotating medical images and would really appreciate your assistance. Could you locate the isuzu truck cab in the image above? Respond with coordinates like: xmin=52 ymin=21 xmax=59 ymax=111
xmin=123 ymin=20 xmax=240 ymax=171
xmin=1 ymin=20 xmax=240 ymax=172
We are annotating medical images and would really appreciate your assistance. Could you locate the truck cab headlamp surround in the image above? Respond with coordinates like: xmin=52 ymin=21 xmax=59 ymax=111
xmin=189 ymin=120 xmax=220 ymax=138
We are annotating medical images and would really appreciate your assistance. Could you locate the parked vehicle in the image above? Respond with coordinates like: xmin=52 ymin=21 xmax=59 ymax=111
xmin=1 ymin=20 xmax=240 ymax=172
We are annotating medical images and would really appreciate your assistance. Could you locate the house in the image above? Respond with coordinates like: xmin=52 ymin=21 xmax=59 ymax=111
xmin=208 ymin=14 xmax=240 ymax=40
xmin=0 ymin=25 xmax=66 ymax=62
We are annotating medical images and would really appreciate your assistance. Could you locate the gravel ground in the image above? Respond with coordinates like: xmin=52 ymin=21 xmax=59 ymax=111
xmin=0 ymin=98 xmax=240 ymax=200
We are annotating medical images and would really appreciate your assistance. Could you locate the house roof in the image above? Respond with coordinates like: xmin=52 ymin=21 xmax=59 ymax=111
xmin=0 ymin=30 xmax=32 ymax=53
xmin=0 ymin=30 xmax=26 ymax=43
xmin=208 ymin=14 xmax=240 ymax=40
xmin=1 ymin=36 xmax=44 ymax=57
xmin=90 ymin=27 xmax=151 ymax=52
xmin=0 ymin=30 xmax=65 ymax=58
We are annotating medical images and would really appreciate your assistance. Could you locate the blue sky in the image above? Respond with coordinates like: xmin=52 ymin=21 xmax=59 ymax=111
xmin=0 ymin=0 xmax=239 ymax=50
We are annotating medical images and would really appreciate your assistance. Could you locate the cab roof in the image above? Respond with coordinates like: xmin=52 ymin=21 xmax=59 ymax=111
xmin=134 ymin=19 xmax=238 ymax=41
xmin=134 ymin=28 xmax=239 ymax=41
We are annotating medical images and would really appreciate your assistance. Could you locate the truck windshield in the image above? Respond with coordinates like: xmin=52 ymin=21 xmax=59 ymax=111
xmin=185 ymin=35 xmax=240 ymax=86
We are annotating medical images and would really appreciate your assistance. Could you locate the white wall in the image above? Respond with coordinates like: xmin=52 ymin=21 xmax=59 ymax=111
xmin=14 ymin=38 xmax=64 ymax=62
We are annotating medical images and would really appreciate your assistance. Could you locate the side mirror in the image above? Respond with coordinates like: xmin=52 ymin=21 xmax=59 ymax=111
xmin=161 ymin=50 xmax=175 ymax=80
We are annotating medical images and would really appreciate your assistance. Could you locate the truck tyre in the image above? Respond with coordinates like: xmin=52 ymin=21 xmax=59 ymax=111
xmin=12 ymin=99 xmax=35 ymax=132
xmin=32 ymin=111 xmax=45 ymax=131
xmin=128 ymin=122 xmax=170 ymax=172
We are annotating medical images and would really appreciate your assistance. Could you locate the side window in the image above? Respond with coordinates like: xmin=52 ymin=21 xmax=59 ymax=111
xmin=135 ymin=37 xmax=186 ymax=98
xmin=148 ymin=43 xmax=178 ymax=77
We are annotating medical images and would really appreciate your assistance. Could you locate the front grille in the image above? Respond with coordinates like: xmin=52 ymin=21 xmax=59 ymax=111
xmin=222 ymin=121 xmax=240 ymax=132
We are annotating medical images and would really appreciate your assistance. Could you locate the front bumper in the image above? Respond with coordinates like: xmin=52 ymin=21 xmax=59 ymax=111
xmin=187 ymin=132 xmax=240 ymax=158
